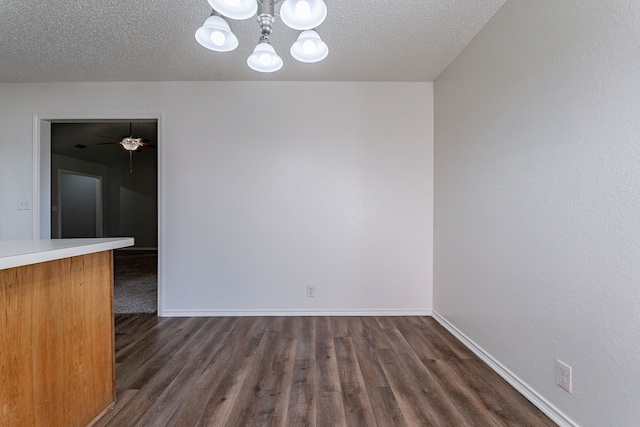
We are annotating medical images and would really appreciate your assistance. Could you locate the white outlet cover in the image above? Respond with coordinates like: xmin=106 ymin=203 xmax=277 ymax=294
xmin=556 ymin=359 xmax=573 ymax=393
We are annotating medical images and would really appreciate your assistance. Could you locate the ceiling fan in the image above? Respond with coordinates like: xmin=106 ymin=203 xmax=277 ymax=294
xmin=96 ymin=122 xmax=155 ymax=172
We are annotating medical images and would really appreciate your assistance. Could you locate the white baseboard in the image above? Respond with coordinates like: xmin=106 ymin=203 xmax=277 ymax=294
xmin=431 ymin=311 xmax=578 ymax=427
xmin=159 ymin=308 xmax=432 ymax=317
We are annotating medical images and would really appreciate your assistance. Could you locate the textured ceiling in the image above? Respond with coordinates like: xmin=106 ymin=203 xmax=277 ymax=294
xmin=0 ymin=0 xmax=506 ymax=82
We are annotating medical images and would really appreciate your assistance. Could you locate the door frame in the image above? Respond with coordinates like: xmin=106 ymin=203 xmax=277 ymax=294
xmin=32 ymin=112 xmax=164 ymax=315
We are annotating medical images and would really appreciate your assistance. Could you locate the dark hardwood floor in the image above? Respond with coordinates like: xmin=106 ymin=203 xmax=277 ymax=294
xmin=93 ymin=315 xmax=556 ymax=427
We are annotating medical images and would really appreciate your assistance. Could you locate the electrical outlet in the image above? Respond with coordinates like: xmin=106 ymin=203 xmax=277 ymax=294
xmin=556 ymin=359 xmax=572 ymax=393
xmin=17 ymin=198 xmax=31 ymax=210
xmin=306 ymin=285 xmax=315 ymax=298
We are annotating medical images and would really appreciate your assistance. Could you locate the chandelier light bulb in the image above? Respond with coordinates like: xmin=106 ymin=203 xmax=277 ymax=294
xmin=295 ymin=1 xmax=311 ymax=19
xmin=280 ymin=0 xmax=327 ymax=30
xmin=302 ymin=39 xmax=316 ymax=54
xmin=259 ymin=53 xmax=272 ymax=66
xmin=210 ymin=31 xmax=226 ymax=46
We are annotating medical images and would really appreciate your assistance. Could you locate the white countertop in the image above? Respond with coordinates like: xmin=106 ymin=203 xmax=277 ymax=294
xmin=0 ymin=238 xmax=135 ymax=270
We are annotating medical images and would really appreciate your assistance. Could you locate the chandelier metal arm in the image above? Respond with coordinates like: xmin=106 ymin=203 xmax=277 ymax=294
xmin=257 ymin=0 xmax=275 ymax=37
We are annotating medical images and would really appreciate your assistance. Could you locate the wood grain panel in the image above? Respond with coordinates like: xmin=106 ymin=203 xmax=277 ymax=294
xmin=0 ymin=251 xmax=114 ymax=427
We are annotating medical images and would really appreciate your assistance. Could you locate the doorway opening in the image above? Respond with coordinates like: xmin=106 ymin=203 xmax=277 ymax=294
xmin=38 ymin=118 xmax=161 ymax=314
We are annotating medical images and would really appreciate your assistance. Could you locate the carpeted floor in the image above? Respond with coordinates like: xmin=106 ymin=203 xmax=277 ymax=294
xmin=113 ymin=253 xmax=157 ymax=314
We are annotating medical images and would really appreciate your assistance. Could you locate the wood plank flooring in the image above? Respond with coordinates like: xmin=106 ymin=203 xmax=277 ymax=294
xmin=93 ymin=315 xmax=556 ymax=427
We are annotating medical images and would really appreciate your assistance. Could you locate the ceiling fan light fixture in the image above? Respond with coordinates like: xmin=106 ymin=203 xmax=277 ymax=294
xmin=290 ymin=30 xmax=328 ymax=63
xmin=195 ymin=15 xmax=239 ymax=52
xmin=207 ymin=0 xmax=258 ymax=20
xmin=247 ymin=40 xmax=283 ymax=72
xmin=280 ymin=0 xmax=327 ymax=30
xmin=120 ymin=136 xmax=142 ymax=151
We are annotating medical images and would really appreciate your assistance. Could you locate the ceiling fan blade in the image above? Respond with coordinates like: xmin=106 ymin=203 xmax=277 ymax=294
xmin=96 ymin=141 xmax=120 ymax=145
xmin=96 ymin=134 xmax=118 ymax=140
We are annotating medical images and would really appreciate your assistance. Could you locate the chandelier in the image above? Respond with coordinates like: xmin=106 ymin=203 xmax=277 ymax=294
xmin=195 ymin=0 xmax=328 ymax=73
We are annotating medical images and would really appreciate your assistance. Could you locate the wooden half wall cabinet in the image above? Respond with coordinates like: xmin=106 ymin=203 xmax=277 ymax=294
xmin=0 ymin=238 xmax=134 ymax=427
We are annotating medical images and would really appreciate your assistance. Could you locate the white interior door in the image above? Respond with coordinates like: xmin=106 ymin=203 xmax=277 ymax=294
xmin=59 ymin=171 xmax=103 ymax=238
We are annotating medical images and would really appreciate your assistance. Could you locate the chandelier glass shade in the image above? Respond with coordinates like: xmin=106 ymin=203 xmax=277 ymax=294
xmin=279 ymin=0 xmax=327 ymax=30
xmin=290 ymin=30 xmax=328 ymax=63
xmin=247 ymin=41 xmax=283 ymax=72
xmin=195 ymin=15 xmax=239 ymax=52
xmin=196 ymin=0 xmax=328 ymax=73
xmin=207 ymin=0 xmax=258 ymax=20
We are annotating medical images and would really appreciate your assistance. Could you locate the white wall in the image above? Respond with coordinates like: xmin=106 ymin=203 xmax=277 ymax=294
xmin=434 ymin=1 xmax=640 ymax=426
xmin=0 ymin=81 xmax=433 ymax=316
